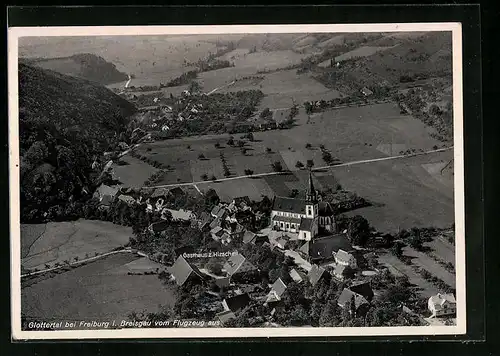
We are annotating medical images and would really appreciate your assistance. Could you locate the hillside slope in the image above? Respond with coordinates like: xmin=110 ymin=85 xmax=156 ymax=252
xmin=18 ymin=63 xmax=137 ymax=222
xmin=22 ymin=53 xmax=129 ymax=85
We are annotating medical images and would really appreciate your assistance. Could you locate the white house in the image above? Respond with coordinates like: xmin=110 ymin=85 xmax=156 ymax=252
xmin=333 ymin=249 xmax=357 ymax=269
xmin=428 ymin=293 xmax=456 ymax=317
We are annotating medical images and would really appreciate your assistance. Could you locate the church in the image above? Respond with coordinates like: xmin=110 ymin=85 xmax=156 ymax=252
xmin=270 ymin=171 xmax=336 ymax=241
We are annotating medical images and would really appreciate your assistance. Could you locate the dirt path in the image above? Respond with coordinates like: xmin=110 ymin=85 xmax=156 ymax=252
xmin=21 ymin=248 xmax=134 ymax=278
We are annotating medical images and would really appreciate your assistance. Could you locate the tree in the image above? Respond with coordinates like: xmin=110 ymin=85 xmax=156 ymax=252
xmin=271 ymin=161 xmax=283 ymax=172
xmin=214 ymin=143 xmax=221 ymax=149
xmin=265 ymin=147 xmax=272 ymax=153
xmin=25 ymin=141 xmax=49 ymax=165
xmin=241 ymin=148 xmax=247 ymax=155
xmin=305 ymin=143 xmax=312 ymax=149
xmin=237 ymin=140 xmax=245 ymax=147
xmin=198 ymin=153 xmax=205 ymax=160
xmin=347 ymin=215 xmax=370 ymax=246
xmin=295 ymin=161 xmax=304 ymax=169
xmin=201 ymin=173 xmax=208 ymax=181
xmin=206 ymin=258 xmax=223 ymax=275
xmin=260 ymin=108 xmax=272 ymax=119
xmin=289 ymin=189 xmax=299 ymax=198
xmin=188 ymin=80 xmax=201 ymax=94
xmin=392 ymin=241 xmax=405 ymax=257
xmin=246 ymin=132 xmax=255 ymax=141
xmin=227 ymin=137 xmax=235 ymax=146
xmin=211 ymin=175 xmax=217 ymax=181
xmin=306 ymin=159 xmax=314 ymax=169
xmin=244 ymin=169 xmax=254 ymax=175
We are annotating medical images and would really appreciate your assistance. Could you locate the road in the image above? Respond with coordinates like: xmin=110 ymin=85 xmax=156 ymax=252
xmin=142 ymin=146 xmax=453 ymax=190
xmin=21 ymin=248 xmax=134 ymax=278
xmin=205 ymin=80 xmax=236 ymax=95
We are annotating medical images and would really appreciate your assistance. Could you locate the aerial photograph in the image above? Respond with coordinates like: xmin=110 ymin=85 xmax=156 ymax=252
xmin=17 ymin=30 xmax=457 ymax=332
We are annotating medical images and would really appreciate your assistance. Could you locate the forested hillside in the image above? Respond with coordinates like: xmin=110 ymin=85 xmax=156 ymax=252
xmin=21 ymin=53 xmax=129 ymax=85
xmin=18 ymin=63 xmax=137 ymax=222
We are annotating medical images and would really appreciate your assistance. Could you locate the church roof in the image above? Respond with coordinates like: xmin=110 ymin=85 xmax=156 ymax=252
xmin=272 ymin=196 xmax=306 ymax=214
xmin=299 ymin=218 xmax=314 ymax=232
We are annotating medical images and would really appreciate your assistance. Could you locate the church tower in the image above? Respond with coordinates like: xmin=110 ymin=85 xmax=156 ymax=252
xmin=305 ymin=170 xmax=319 ymax=219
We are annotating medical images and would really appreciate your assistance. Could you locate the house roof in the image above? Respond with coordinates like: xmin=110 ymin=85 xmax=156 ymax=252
xmin=224 ymin=293 xmax=251 ymax=313
xmin=118 ymin=194 xmax=136 ymax=204
xmin=303 ymin=233 xmax=352 ymax=260
xmin=335 ymin=249 xmax=354 ymax=263
xmin=349 ymin=281 xmax=374 ymax=302
xmin=199 ymin=212 xmax=213 ymax=227
xmin=242 ymin=231 xmax=257 ymax=244
xmin=272 ymin=196 xmax=306 ymax=215
xmin=170 ymin=255 xmax=203 ymax=286
xmin=338 ymin=288 xmax=369 ymax=309
xmin=165 ymin=208 xmax=194 ymax=221
xmin=299 ymin=218 xmax=314 ymax=232
xmin=214 ymin=277 xmax=231 ymax=288
xmin=273 ymin=215 xmax=302 ymax=224
xmin=275 ymin=238 xmax=288 ymax=248
xmin=223 ymin=254 xmax=255 ymax=275
xmin=271 ymin=278 xmax=287 ymax=298
xmin=318 ymin=201 xmax=335 ymax=216
xmin=216 ymin=310 xmax=236 ymax=324
xmin=308 ymin=265 xmax=327 ymax=286
xmin=210 ymin=226 xmax=224 ymax=236
xmin=209 ymin=217 xmax=223 ymax=229
xmin=361 ymin=87 xmax=373 ymax=95
xmin=99 ymin=194 xmax=114 ymax=206
xmin=429 ymin=293 xmax=456 ymax=306
xmin=289 ymin=268 xmax=304 ymax=283
xmin=211 ymin=204 xmax=224 ymax=216
xmin=333 ymin=264 xmax=347 ymax=276
xmin=95 ymin=184 xmax=119 ymax=198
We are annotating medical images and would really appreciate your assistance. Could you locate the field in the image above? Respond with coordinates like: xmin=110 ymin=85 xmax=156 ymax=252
xmin=21 ymin=220 xmax=133 ymax=270
xmin=113 ymin=154 xmax=159 ymax=188
xmin=377 ymin=252 xmax=437 ymax=298
xmin=21 ymin=253 xmax=175 ymax=327
xmin=114 ymin=100 xmax=453 ymax=233
xmin=339 ymin=150 xmax=454 ymax=233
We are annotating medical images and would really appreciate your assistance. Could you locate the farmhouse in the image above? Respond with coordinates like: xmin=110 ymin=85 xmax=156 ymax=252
xmin=307 ymin=265 xmax=327 ymax=287
xmin=333 ymin=249 xmax=357 ymax=269
xmin=337 ymin=288 xmax=370 ymax=317
xmin=271 ymin=172 xmax=335 ymax=241
xmin=428 ymin=293 xmax=456 ymax=317
xmin=93 ymin=184 xmax=119 ymax=208
xmin=117 ymin=194 xmax=136 ymax=205
xmin=164 ymin=208 xmax=196 ymax=222
xmin=265 ymin=278 xmax=288 ymax=306
xmin=349 ymin=281 xmax=374 ymax=302
xmin=289 ymin=268 xmax=305 ymax=283
xmin=197 ymin=212 xmax=213 ymax=231
xmin=360 ymin=87 xmax=373 ymax=96
xmin=170 ymin=255 xmax=204 ymax=286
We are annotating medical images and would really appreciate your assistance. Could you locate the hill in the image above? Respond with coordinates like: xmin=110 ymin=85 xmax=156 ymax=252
xmin=21 ymin=53 xmax=129 ymax=85
xmin=18 ymin=63 xmax=137 ymax=222
xmin=314 ymin=32 xmax=452 ymax=94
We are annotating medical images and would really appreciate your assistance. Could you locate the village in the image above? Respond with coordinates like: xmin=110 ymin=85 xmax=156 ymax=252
xmin=89 ymin=167 xmax=457 ymax=328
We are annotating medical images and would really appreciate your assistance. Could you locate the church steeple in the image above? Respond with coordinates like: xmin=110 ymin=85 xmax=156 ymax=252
xmin=305 ymin=170 xmax=318 ymax=203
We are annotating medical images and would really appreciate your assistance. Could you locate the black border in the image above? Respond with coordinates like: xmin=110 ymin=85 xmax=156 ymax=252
xmin=4 ymin=4 xmax=490 ymax=355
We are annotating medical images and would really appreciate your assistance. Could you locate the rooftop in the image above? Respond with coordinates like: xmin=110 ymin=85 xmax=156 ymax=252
xmin=272 ymin=196 xmax=306 ymax=215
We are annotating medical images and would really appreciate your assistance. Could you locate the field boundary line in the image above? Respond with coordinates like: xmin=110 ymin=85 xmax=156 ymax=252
xmin=143 ymin=146 xmax=453 ymax=190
